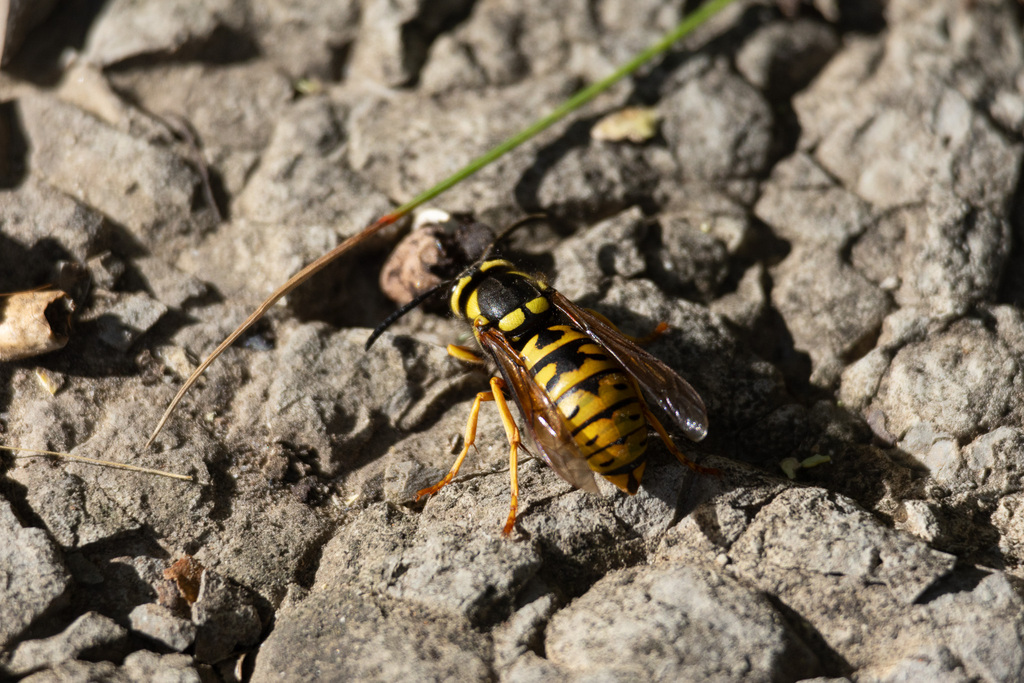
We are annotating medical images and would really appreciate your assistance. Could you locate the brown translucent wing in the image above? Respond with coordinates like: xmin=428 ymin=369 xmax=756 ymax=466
xmin=550 ymin=291 xmax=708 ymax=442
xmin=476 ymin=327 xmax=600 ymax=494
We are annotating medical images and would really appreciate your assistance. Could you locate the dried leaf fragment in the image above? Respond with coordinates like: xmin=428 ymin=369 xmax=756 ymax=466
xmin=0 ymin=290 xmax=74 ymax=361
xmin=591 ymin=106 xmax=661 ymax=143
xmin=34 ymin=368 xmax=65 ymax=395
xmin=164 ymin=555 xmax=206 ymax=605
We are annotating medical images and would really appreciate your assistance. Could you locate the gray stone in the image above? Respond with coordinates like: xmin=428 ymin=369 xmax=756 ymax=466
xmin=730 ymin=488 xmax=956 ymax=605
xmin=83 ymin=0 xmax=246 ymax=65
xmin=538 ymin=143 xmax=663 ymax=221
xmin=191 ymin=570 xmax=261 ymax=664
xmin=717 ymin=486 xmax=1022 ymax=677
xmin=248 ymin=0 xmax=360 ymax=79
xmin=755 ymin=152 xmax=874 ymax=249
xmin=128 ymin=604 xmax=197 ymax=652
xmin=545 ymin=564 xmax=820 ymax=680
xmin=772 ymin=247 xmax=893 ymax=388
xmin=250 ymin=520 xmax=492 ymax=682
xmin=872 ymin=317 xmax=1022 ymax=441
xmin=6 ymin=391 xmax=213 ymax=548
xmin=794 ymin=2 xmax=1024 ymax=213
xmin=14 ymin=652 xmax=204 ymax=683
xmin=710 ymin=262 xmax=768 ymax=333
xmin=345 ymin=73 xmax=577 ymax=213
xmin=492 ymin=582 xmax=557 ymax=671
xmin=19 ymin=660 xmax=124 ymax=683
xmin=17 ymin=469 xmax=141 ymax=548
xmin=121 ymin=651 xmax=204 ymax=683
xmin=420 ymin=0 xmax=690 ymax=92
xmin=0 ymin=179 xmax=106 ymax=280
xmin=221 ymin=323 xmax=469 ymax=478
xmin=18 ymin=94 xmax=203 ymax=246
xmin=251 ymin=589 xmax=491 ymax=682
xmin=894 ymin=192 xmax=1010 ymax=317
xmin=551 ymin=206 xmax=649 ymax=301
xmin=661 ymin=58 xmax=774 ymax=181
xmin=0 ymin=498 xmax=71 ymax=647
xmin=961 ymin=427 xmax=1024 ymax=497
xmin=897 ymin=500 xmax=943 ymax=544
xmin=234 ymin=96 xmax=392 ymax=230
xmin=992 ymin=494 xmax=1024 ymax=572
xmin=736 ymin=18 xmax=839 ymax=97
xmin=134 ymin=257 xmax=209 ymax=310
xmin=56 ymin=556 xmax=174 ymax=628
xmin=656 ymin=184 xmax=752 ymax=254
xmin=653 ymin=211 xmax=730 ymax=303
xmin=348 ymin=0 xmax=475 ymax=88
xmin=92 ymin=291 xmax=169 ymax=351
xmin=898 ymin=421 xmax=960 ymax=482
xmin=188 ymin=489 xmax=334 ymax=607
xmin=106 ymin=60 xmax=293 ymax=162
xmin=925 ymin=571 xmax=1024 ymax=683
xmin=385 ymin=528 xmax=543 ymax=625
xmin=2 ymin=612 xmax=129 ymax=677
xmin=838 ymin=349 xmax=889 ymax=413
xmin=855 ymin=645 xmax=971 ymax=683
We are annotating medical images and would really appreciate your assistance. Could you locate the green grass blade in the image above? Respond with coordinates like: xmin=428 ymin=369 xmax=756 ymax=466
xmin=390 ymin=0 xmax=739 ymax=218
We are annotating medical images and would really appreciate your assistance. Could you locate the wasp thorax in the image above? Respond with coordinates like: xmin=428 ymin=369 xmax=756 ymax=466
xmin=451 ymin=260 xmax=551 ymax=337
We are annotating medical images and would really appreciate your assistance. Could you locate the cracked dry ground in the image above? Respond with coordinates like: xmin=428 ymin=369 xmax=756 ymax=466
xmin=2 ymin=0 xmax=1024 ymax=681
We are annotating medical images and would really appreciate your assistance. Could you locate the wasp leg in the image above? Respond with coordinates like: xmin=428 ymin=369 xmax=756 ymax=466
xmin=415 ymin=376 xmax=522 ymax=535
xmin=631 ymin=321 xmax=669 ymax=346
xmin=640 ymin=399 xmax=719 ymax=476
xmin=416 ymin=384 xmax=495 ymax=500
xmin=447 ymin=344 xmax=486 ymax=363
xmin=488 ymin=377 xmax=522 ymax=536
xmin=584 ymin=309 xmax=668 ymax=345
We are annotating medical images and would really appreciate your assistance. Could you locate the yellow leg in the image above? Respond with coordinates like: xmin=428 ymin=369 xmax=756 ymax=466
xmin=447 ymin=344 xmax=486 ymax=363
xmin=415 ymin=376 xmax=523 ymax=536
xmin=416 ymin=386 xmax=494 ymax=500
xmin=640 ymin=401 xmax=719 ymax=476
xmin=632 ymin=321 xmax=669 ymax=346
xmin=585 ymin=309 xmax=668 ymax=345
xmin=489 ymin=378 xmax=522 ymax=536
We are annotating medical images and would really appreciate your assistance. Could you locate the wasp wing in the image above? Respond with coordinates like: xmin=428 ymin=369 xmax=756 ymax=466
xmin=550 ymin=291 xmax=708 ymax=442
xmin=476 ymin=327 xmax=600 ymax=494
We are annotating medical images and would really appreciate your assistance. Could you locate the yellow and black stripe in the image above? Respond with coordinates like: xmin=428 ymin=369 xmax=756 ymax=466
xmin=519 ymin=325 xmax=648 ymax=493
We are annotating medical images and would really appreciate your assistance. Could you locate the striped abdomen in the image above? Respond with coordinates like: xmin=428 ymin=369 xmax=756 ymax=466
xmin=517 ymin=324 xmax=649 ymax=493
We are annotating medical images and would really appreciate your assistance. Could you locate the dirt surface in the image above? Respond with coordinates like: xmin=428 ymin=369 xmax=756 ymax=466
xmin=2 ymin=0 xmax=1024 ymax=681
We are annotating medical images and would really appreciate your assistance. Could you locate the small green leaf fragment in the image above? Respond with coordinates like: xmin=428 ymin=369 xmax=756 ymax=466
xmin=801 ymin=454 xmax=832 ymax=469
xmin=780 ymin=454 xmax=832 ymax=479
xmin=779 ymin=457 xmax=800 ymax=480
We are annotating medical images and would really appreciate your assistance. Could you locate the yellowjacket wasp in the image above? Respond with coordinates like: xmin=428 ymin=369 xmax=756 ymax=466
xmin=149 ymin=213 xmax=711 ymax=534
xmin=365 ymin=216 xmax=712 ymax=534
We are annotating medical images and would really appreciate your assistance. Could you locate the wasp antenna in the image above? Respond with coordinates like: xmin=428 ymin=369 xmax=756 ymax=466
xmin=146 ymin=214 xmax=401 ymax=449
xmin=365 ymin=280 xmax=448 ymax=351
xmin=481 ymin=214 xmax=550 ymax=260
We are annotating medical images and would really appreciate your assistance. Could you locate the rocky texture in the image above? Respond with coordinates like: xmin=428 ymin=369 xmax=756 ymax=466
xmin=2 ymin=0 xmax=1024 ymax=680
xmin=0 ymin=499 xmax=71 ymax=647
xmin=541 ymin=564 xmax=819 ymax=680
xmin=1 ymin=612 xmax=129 ymax=678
